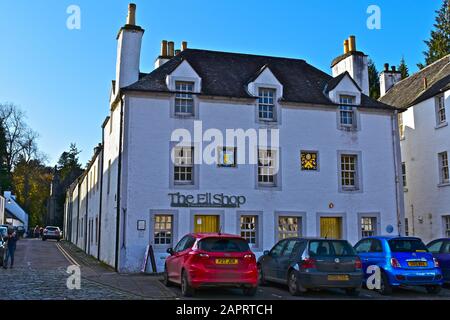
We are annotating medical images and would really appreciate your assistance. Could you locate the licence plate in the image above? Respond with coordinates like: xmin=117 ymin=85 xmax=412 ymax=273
xmin=215 ymin=258 xmax=238 ymax=265
xmin=327 ymin=275 xmax=349 ymax=281
xmin=407 ymin=261 xmax=427 ymax=267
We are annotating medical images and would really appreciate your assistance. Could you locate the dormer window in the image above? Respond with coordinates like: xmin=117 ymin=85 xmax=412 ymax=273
xmin=258 ymin=88 xmax=276 ymax=121
xmin=339 ymin=95 xmax=356 ymax=129
xmin=175 ymin=81 xmax=194 ymax=116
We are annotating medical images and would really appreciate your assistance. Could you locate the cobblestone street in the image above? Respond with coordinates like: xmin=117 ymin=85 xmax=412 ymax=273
xmin=0 ymin=238 xmax=171 ymax=300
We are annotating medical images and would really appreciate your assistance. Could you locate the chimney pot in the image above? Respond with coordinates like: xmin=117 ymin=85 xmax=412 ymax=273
xmin=348 ymin=35 xmax=356 ymax=52
xmin=384 ymin=63 xmax=389 ymax=71
xmin=343 ymin=40 xmax=349 ymax=54
xmin=391 ymin=66 xmax=396 ymax=72
xmin=161 ymin=40 xmax=168 ymax=57
xmin=127 ymin=3 xmax=136 ymax=26
xmin=181 ymin=41 xmax=188 ymax=51
xmin=175 ymin=49 xmax=181 ymax=55
xmin=167 ymin=41 xmax=175 ymax=57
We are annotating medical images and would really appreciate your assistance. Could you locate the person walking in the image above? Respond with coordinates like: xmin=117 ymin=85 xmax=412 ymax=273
xmin=3 ymin=229 xmax=18 ymax=269
xmin=33 ymin=225 xmax=40 ymax=239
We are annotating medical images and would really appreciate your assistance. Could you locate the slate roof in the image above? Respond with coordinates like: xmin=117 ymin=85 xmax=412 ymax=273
xmin=124 ymin=48 xmax=394 ymax=110
xmin=380 ymin=55 xmax=450 ymax=109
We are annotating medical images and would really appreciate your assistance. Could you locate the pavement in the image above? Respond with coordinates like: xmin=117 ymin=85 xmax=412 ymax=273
xmin=0 ymin=238 xmax=175 ymax=300
xmin=1 ymin=238 xmax=450 ymax=300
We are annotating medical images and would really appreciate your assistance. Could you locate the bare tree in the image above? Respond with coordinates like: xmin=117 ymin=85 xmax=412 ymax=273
xmin=0 ymin=102 xmax=40 ymax=171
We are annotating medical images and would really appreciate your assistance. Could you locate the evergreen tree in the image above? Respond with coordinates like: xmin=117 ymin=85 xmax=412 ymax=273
xmin=57 ymin=143 xmax=82 ymax=183
xmin=398 ymin=56 xmax=410 ymax=80
xmin=368 ymin=59 xmax=380 ymax=100
xmin=418 ymin=0 xmax=450 ymax=69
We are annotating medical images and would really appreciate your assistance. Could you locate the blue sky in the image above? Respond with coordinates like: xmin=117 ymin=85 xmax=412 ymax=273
xmin=0 ymin=0 xmax=441 ymax=165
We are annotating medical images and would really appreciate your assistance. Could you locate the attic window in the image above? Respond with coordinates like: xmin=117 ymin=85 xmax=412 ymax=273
xmin=175 ymin=81 xmax=194 ymax=115
xmin=258 ymin=88 xmax=276 ymax=121
xmin=339 ymin=95 xmax=356 ymax=128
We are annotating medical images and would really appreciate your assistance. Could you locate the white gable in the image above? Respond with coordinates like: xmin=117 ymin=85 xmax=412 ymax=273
xmin=166 ymin=60 xmax=202 ymax=92
xmin=247 ymin=66 xmax=283 ymax=99
xmin=328 ymin=73 xmax=362 ymax=105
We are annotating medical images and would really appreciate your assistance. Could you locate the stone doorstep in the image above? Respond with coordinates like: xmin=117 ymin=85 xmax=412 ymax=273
xmin=60 ymin=241 xmax=176 ymax=299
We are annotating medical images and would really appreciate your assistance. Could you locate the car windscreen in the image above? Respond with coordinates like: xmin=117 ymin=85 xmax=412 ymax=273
xmin=308 ymin=240 xmax=356 ymax=257
xmin=0 ymin=228 xmax=7 ymax=237
xmin=388 ymin=239 xmax=428 ymax=253
xmin=46 ymin=227 xmax=58 ymax=231
xmin=198 ymin=237 xmax=250 ymax=253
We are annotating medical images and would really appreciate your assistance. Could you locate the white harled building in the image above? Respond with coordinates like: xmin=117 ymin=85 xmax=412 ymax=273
xmin=64 ymin=4 xmax=404 ymax=272
xmin=380 ymin=57 xmax=450 ymax=243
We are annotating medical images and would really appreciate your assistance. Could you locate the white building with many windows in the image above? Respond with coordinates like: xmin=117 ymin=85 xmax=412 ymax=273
xmin=64 ymin=4 xmax=405 ymax=272
xmin=380 ymin=57 xmax=450 ymax=243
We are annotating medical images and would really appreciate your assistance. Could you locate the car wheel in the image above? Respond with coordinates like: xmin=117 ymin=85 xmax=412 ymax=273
xmin=243 ymin=287 xmax=257 ymax=297
xmin=258 ymin=264 xmax=267 ymax=286
xmin=288 ymin=270 xmax=306 ymax=296
xmin=345 ymin=288 xmax=361 ymax=297
xmin=181 ymin=270 xmax=194 ymax=297
xmin=425 ymin=285 xmax=442 ymax=295
xmin=379 ymin=271 xmax=392 ymax=296
xmin=162 ymin=266 xmax=172 ymax=287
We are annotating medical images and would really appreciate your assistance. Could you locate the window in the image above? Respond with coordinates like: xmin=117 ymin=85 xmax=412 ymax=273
xmin=341 ymin=154 xmax=358 ymax=190
xmin=240 ymin=216 xmax=257 ymax=246
xmin=428 ymin=240 xmax=444 ymax=254
xmin=175 ymin=81 xmax=194 ymax=115
xmin=258 ymin=149 xmax=277 ymax=186
xmin=174 ymin=147 xmax=194 ymax=184
xmin=405 ymin=218 xmax=409 ymax=236
xmin=361 ymin=217 xmax=377 ymax=237
xmin=402 ymin=162 xmax=407 ymax=187
xmin=355 ymin=239 xmax=372 ymax=253
xmin=436 ymin=95 xmax=447 ymax=125
xmin=339 ymin=95 xmax=355 ymax=128
xmin=398 ymin=113 xmax=405 ymax=139
xmin=278 ymin=216 xmax=301 ymax=239
xmin=439 ymin=152 xmax=449 ymax=184
xmin=270 ymin=240 xmax=287 ymax=257
xmin=258 ymin=88 xmax=276 ymax=121
xmin=301 ymin=151 xmax=318 ymax=171
xmin=218 ymin=147 xmax=236 ymax=167
xmin=445 ymin=216 xmax=450 ymax=238
xmin=154 ymin=215 xmax=173 ymax=245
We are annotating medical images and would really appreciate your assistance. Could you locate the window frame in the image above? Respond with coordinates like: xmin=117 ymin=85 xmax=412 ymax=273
xmin=174 ymin=81 xmax=195 ymax=117
xmin=257 ymin=87 xmax=277 ymax=122
xmin=217 ymin=146 xmax=237 ymax=168
xmin=173 ymin=146 xmax=195 ymax=186
xmin=435 ymin=94 xmax=447 ymax=127
xmin=338 ymin=95 xmax=357 ymax=130
xmin=239 ymin=215 xmax=258 ymax=247
xmin=402 ymin=162 xmax=407 ymax=188
xmin=438 ymin=151 xmax=449 ymax=185
xmin=444 ymin=216 xmax=450 ymax=238
xmin=153 ymin=214 xmax=174 ymax=246
xmin=340 ymin=154 xmax=358 ymax=191
xmin=277 ymin=216 xmax=302 ymax=240
xmin=257 ymin=148 xmax=278 ymax=188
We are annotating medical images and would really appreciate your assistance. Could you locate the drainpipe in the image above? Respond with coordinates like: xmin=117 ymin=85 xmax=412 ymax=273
xmin=114 ymin=97 xmax=124 ymax=272
xmin=411 ymin=204 xmax=415 ymax=236
xmin=76 ymin=182 xmax=81 ymax=245
xmin=391 ymin=111 xmax=405 ymax=236
xmin=85 ymin=174 xmax=89 ymax=254
xmin=97 ymin=138 xmax=105 ymax=260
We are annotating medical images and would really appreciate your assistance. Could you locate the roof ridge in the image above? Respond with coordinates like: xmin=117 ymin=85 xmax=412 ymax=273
xmin=183 ymin=48 xmax=307 ymax=63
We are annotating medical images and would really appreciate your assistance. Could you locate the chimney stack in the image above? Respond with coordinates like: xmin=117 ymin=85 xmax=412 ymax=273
xmin=167 ymin=41 xmax=175 ymax=57
xmin=379 ymin=62 xmax=402 ymax=97
xmin=114 ymin=3 xmax=144 ymax=94
xmin=126 ymin=3 xmax=136 ymax=26
xmin=331 ymin=35 xmax=369 ymax=95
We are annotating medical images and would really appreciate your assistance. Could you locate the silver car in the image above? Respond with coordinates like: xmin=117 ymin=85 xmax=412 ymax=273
xmin=42 ymin=226 xmax=61 ymax=241
xmin=0 ymin=227 xmax=7 ymax=266
xmin=258 ymin=238 xmax=363 ymax=296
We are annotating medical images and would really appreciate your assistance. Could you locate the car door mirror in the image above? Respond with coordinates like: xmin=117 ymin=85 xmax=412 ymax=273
xmin=263 ymin=250 xmax=270 ymax=256
xmin=166 ymin=248 xmax=174 ymax=255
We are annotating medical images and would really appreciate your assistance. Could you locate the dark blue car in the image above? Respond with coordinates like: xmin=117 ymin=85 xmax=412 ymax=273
xmin=354 ymin=236 xmax=443 ymax=295
xmin=427 ymin=238 xmax=450 ymax=283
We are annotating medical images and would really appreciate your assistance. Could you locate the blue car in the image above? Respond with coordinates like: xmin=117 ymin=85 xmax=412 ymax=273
xmin=354 ymin=236 xmax=443 ymax=295
xmin=427 ymin=239 xmax=450 ymax=283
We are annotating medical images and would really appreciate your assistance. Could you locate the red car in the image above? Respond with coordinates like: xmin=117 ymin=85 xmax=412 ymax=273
xmin=163 ymin=233 xmax=258 ymax=297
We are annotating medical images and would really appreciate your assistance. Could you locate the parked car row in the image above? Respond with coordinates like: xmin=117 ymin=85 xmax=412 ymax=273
xmin=163 ymin=233 xmax=450 ymax=297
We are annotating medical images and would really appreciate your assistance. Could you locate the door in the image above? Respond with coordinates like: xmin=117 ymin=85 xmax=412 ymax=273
xmin=320 ymin=217 xmax=342 ymax=239
xmin=354 ymin=239 xmax=373 ymax=275
xmin=440 ymin=241 xmax=450 ymax=280
xmin=263 ymin=240 xmax=287 ymax=281
xmin=276 ymin=239 xmax=303 ymax=282
xmin=194 ymin=215 xmax=219 ymax=233
xmin=171 ymin=235 xmax=196 ymax=283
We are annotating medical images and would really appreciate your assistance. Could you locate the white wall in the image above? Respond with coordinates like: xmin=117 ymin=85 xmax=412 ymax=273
xmin=401 ymin=92 xmax=450 ymax=243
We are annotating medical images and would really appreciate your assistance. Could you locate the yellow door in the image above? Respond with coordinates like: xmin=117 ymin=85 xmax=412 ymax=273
xmin=320 ymin=217 xmax=342 ymax=239
xmin=194 ymin=215 xmax=219 ymax=233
